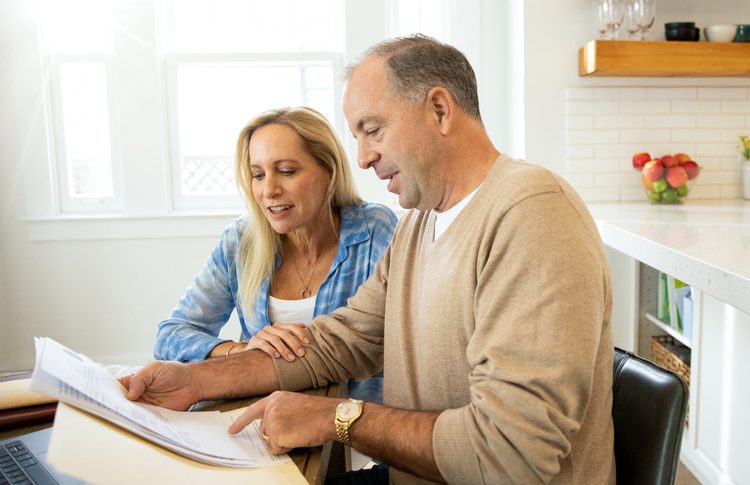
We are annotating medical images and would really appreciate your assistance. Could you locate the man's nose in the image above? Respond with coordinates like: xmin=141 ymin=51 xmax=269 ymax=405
xmin=357 ymin=140 xmax=380 ymax=170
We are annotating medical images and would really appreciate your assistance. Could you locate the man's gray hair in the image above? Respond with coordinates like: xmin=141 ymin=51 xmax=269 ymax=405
xmin=346 ymin=34 xmax=482 ymax=122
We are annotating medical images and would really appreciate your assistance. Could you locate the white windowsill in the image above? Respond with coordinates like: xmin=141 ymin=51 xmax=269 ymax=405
xmin=24 ymin=213 xmax=243 ymax=242
xmin=24 ymin=202 xmax=407 ymax=242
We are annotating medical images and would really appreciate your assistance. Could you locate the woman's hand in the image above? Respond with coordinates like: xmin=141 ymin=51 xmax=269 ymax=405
xmin=244 ymin=323 xmax=311 ymax=362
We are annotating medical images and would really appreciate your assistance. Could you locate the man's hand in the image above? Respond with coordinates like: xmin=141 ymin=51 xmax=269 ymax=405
xmin=120 ymin=361 xmax=200 ymax=411
xmin=122 ymin=351 xmax=282 ymax=410
xmin=228 ymin=391 xmax=339 ymax=454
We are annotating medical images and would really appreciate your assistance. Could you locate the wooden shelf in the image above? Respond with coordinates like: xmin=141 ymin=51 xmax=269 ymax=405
xmin=578 ymin=40 xmax=750 ymax=77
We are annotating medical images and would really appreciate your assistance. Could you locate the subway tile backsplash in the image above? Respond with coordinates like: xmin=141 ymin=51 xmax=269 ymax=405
xmin=564 ymin=86 xmax=750 ymax=202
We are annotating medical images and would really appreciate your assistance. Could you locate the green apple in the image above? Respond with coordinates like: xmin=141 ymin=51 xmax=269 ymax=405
xmin=653 ymin=179 xmax=668 ymax=193
xmin=648 ymin=191 xmax=661 ymax=202
xmin=662 ymin=189 xmax=679 ymax=203
xmin=677 ymin=185 xmax=689 ymax=197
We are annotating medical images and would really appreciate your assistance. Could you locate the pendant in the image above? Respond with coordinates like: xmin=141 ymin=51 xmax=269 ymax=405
xmin=301 ymin=288 xmax=311 ymax=299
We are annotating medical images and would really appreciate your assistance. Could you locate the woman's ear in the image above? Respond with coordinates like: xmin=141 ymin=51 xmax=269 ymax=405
xmin=425 ymin=86 xmax=454 ymax=135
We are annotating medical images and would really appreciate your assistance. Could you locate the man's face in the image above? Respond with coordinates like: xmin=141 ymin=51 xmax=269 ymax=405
xmin=343 ymin=57 xmax=441 ymax=211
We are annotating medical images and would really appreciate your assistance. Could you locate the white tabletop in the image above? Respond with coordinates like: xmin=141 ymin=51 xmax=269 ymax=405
xmin=587 ymin=200 xmax=750 ymax=314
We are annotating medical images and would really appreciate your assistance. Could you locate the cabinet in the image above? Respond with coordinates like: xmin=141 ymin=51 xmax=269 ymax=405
xmin=608 ymin=248 xmax=750 ymax=485
xmin=637 ymin=265 xmax=691 ymax=354
xmin=578 ymin=40 xmax=750 ymax=77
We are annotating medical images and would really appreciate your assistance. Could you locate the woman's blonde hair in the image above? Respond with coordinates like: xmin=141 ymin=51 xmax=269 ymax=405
xmin=234 ymin=107 xmax=362 ymax=314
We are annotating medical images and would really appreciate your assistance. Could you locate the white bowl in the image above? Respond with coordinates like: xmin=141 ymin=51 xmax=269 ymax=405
xmin=704 ymin=24 xmax=736 ymax=42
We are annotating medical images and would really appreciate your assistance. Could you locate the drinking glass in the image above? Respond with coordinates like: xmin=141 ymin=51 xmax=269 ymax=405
xmin=595 ymin=0 xmax=610 ymax=39
xmin=628 ymin=0 xmax=656 ymax=40
xmin=624 ymin=3 xmax=641 ymax=39
xmin=595 ymin=0 xmax=626 ymax=40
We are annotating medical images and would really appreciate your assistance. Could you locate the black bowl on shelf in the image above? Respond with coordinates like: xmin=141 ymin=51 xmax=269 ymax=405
xmin=665 ymin=22 xmax=695 ymax=29
xmin=665 ymin=22 xmax=700 ymax=41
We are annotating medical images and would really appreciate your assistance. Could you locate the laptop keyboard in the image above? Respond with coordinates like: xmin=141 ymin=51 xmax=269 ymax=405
xmin=0 ymin=441 xmax=58 ymax=485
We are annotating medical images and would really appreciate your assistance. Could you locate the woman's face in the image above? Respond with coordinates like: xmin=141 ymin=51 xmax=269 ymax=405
xmin=249 ymin=123 xmax=332 ymax=235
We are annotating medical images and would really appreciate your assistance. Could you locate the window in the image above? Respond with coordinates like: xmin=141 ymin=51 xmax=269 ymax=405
xmin=38 ymin=0 xmax=122 ymax=212
xmin=161 ymin=0 xmax=343 ymax=209
xmin=389 ymin=0 xmax=447 ymax=39
xmin=29 ymin=0 xmax=461 ymax=222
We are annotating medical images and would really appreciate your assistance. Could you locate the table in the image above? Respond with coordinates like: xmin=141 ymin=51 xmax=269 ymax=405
xmin=587 ymin=200 xmax=750 ymax=314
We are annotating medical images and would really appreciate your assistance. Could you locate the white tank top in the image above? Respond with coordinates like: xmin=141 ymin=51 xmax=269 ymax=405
xmin=267 ymin=295 xmax=316 ymax=324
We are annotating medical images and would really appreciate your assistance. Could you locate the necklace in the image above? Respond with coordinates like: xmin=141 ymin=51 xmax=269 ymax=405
xmin=291 ymin=252 xmax=323 ymax=298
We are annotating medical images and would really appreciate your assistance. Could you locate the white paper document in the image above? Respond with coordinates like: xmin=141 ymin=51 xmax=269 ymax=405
xmin=30 ymin=337 xmax=289 ymax=468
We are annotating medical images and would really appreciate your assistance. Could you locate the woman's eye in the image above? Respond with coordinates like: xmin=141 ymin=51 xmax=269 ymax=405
xmin=279 ymin=170 xmax=296 ymax=176
xmin=251 ymin=173 xmax=264 ymax=180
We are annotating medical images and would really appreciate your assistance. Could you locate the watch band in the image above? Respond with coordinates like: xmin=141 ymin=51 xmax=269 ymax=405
xmin=335 ymin=399 xmax=363 ymax=447
xmin=335 ymin=420 xmax=353 ymax=447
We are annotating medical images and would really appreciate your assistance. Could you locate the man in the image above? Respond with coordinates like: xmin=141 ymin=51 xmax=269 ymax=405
xmin=123 ymin=35 xmax=615 ymax=484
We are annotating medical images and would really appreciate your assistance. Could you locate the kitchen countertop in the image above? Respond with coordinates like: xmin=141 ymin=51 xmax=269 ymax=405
xmin=586 ymin=200 xmax=750 ymax=315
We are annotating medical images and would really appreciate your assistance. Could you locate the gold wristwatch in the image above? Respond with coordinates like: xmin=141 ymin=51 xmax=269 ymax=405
xmin=335 ymin=399 xmax=363 ymax=447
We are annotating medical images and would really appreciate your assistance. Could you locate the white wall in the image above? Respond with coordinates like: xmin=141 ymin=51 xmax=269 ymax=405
xmin=565 ymin=85 xmax=750 ymax=201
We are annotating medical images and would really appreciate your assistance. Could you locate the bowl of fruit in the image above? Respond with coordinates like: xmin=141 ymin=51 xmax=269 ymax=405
xmin=632 ymin=152 xmax=701 ymax=204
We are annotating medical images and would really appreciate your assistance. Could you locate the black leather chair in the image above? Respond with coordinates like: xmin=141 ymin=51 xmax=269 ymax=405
xmin=612 ymin=348 xmax=689 ymax=485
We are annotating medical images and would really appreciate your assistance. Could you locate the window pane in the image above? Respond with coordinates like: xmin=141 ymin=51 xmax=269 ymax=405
xmin=175 ymin=62 xmax=334 ymax=196
xmin=302 ymin=65 xmax=336 ymax=124
xmin=59 ymin=63 xmax=114 ymax=198
xmin=392 ymin=0 xmax=445 ymax=39
xmin=36 ymin=0 xmax=113 ymax=54
xmin=165 ymin=0 xmax=343 ymax=53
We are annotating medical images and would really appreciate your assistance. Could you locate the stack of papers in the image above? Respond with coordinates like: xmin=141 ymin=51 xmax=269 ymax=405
xmin=30 ymin=337 xmax=288 ymax=468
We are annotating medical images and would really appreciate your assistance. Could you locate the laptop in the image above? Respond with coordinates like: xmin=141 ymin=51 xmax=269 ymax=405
xmin=0 ymin=428 xmax=87 ymax=484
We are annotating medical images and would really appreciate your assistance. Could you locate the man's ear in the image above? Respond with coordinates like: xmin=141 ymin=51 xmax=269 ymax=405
xmin=425 ymin=87 xmax=454 ymax=135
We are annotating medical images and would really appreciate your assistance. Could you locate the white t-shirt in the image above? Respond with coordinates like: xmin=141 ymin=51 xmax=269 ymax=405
xmin=267 ymin=294 xmax=316 ymax=324
xmin=434 ymin=187 xmax=480 ymax=241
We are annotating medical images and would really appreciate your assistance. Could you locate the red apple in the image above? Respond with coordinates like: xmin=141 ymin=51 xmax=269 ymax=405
xmin=666 ymin=165 xmax=688 ymax=188
xmin=674 ymin=153 xmax=692 ymax=164
xmin=643 ymin=160 xmax=664 ymax=181
xmin=682 ymin=160 xmax=700 ymax=180
xmin=632 ymin=152 xmax=651 ymax=170
xmin=660 ymin=154 xmax=679 ymax=167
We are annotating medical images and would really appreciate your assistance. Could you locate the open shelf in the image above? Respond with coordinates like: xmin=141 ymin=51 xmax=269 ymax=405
xmin=578 ymin=40 xmax=750 ymax=77
xmin=644 ymin=311 xmax=691 ymax=347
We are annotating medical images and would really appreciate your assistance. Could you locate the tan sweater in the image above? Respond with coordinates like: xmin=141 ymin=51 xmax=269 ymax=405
xmin=274 ymin=155 xmax=615 ymax=484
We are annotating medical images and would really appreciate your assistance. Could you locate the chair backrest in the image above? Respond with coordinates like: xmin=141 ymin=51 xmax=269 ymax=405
xmin=612 ymin=348 xmax=689 ymax=485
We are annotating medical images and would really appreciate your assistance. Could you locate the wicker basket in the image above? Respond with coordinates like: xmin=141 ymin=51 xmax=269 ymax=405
xmin=650 ymin=335 xmax=690 ymax=426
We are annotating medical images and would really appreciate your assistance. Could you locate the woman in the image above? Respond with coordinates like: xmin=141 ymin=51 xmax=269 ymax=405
xmin=154 ymin=107 xmax=396 ymax=401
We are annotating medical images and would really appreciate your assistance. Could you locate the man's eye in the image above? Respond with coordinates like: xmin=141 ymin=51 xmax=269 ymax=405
xmin=367 ymin=128 xmax=380 ymax=136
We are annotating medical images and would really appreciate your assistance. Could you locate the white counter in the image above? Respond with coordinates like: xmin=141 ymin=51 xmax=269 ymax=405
xmin=587 ymin=200 xmax=750 ymax=315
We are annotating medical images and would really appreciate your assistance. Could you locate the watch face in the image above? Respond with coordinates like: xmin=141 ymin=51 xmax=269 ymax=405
xmin=338 ymin=401 xmax=361 ymax=420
